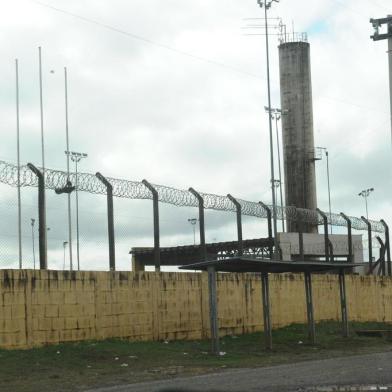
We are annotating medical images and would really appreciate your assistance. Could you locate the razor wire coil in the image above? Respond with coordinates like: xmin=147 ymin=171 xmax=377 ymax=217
xmin=0 ymin=160 xmax=384 ymax=233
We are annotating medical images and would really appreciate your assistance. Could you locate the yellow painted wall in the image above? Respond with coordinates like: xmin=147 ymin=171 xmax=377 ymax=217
xmin=0 ymin=269 xmax=391 ymax=349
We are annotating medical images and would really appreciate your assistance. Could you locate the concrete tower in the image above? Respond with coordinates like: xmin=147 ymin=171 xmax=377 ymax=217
xmin=279 ymin=36 xmax=317 ymax=233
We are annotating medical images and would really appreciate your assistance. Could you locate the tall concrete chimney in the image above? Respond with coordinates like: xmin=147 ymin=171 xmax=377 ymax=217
xmin=279 ymin=36 xmax=317 ymax=233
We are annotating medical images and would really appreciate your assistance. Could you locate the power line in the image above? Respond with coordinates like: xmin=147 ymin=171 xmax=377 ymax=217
xmin=30 ymin=0 xmax=265 ymax=81
xmin=28 ymin=0 xmax=392 ymax=118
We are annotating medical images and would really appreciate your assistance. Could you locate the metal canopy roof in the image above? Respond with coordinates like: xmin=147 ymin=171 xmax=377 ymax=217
xmin=179 ymin=257 xmax=361 ymax=274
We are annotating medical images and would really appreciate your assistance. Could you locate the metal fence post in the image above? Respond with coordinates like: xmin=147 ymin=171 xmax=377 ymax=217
xmin=227 ymin=194 xmax=243 ymax=256
xmin=380 ymin=219 xmax=391 ymax=276
xmin=259 ymin=201 xmax=273 ymax=259
xmin=142 ymin=179 xmax=160 ymax=272
xmin=340 ymin=213 xmax=353 ymax=263
xmin=189 ymin=187 xmax=207 ymax=260
xmin=361 ymin=216 xmax=373 ymax=269
xmin=27 ymin=163 xmax=47 ymax=269
xmin=317 ymin=208 xmax=330 ymax=262
xmin=96 ymin=173 xmax=115 ymax=271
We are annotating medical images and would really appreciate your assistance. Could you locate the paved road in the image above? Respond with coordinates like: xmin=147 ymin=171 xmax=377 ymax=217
xmin=86 ymin=351 xmax=392 ymax=392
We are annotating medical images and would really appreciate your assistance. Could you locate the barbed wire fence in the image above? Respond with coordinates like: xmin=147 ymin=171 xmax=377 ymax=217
xmin=0 ymin=160 xmax=386 ymax=270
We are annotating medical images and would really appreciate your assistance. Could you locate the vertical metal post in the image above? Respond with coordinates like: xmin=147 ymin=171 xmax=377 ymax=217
xmin=274 ymin=114 xmax=285 ymax=233
xmin=361 ymin=216 xmax=373 ymax=269
xmin=304 ymin=271 xmax=315 ymax=344
xmin=227 ymin=194 xmax=243 ymax=256
xmin=258 ymin=0 xmax=278 ymax=253
xmin=380 ymin=220 xmax=391 ymax=276
xmin=317 ymin=208 xmax=330 ymax=262
xmin=389 ymin=24 xmax=392 ymax=147
xmin=189 ymin=188 xmax=207 ymax=260
xmin=142 ymin=180 xmax=160 ymax=271
xmin=15 ymin=59 xmax=22 ymax=269
xmin=38 ymin=47 xmax=47 ymax=257
xmin=259 ymin=201 xmax=273 ymax=259
xmin=340 ymin=213 xmax=353 ymax=263
xmin=261 ymin=272 xmax=272 ymax=350
xmin=64 ymin=66 xmax=73 ymax=270
xmin=207 ymin=265 xmax=219 ymax=355
xmin=325 ymin=151 xmax=332 ymax=235
xmin=27 ymin=164 xmax=47 ymax=269
xmin=339 ymin=269 xmax=349 ymax=337
xmin=96 ymin=173 xmax=115 ymax=271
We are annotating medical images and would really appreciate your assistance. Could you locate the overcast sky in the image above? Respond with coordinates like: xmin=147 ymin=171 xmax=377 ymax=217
xmin=0 ymin=0 xmax=391 ymax=270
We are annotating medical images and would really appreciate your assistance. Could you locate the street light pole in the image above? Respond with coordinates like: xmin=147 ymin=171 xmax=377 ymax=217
xmin=64 ymin=67 xmax=73 ymax=271
xmin=257 ymin=0 xmax=280 ymax=256
xmin=316 ymin=147 xmax=332 ymax=235
xmin=15 ymin=59 xmax=22 ymax=269
xmin=188 ymin=218 xmax=197 ymax=245
xmin=358 ymin=188 xmax=374 ymax=220
xmin=66 ymin=151 xmax=88 ymax=270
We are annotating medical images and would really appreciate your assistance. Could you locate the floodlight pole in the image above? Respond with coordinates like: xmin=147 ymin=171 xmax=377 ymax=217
xmin=358 ymin=188 xmax=374 ymax=220
xmin=15 ymin=59 xmax=22 ymax=269
xmin=67 ymin=151 xmax=88 ymax=270
xmin=258 ymin=0 xmax=279 ymax=257
xmin=64 ymin=67 xmax=73 ymax=271
xmin=370 ymin=16 xmax=392 ymax=147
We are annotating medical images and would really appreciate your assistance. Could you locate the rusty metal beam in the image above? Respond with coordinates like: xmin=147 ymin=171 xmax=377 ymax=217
xmin=259 ymin=201 xmax=273 ymax=259
xmin=96 ymin=172 xmax=115 ymax=271
xmin=142 ymin=179 xmax=160 ymax=271
xmin=27 ymin=163 xmax=47 ymax=269
xmin=361 ymin=216 xmax=373 ymax=269
xmin=189 ymin=187 xmax=207 ymax=260
xmin=227 ymin=194 xmax=243 ymax=256
xmin=317 ymin=208 xmax=330 ymax=262
xmin=380 ymin=220 xmax=391 ymax=276
xmin=340 ymin=213 xmax=353 ymax=263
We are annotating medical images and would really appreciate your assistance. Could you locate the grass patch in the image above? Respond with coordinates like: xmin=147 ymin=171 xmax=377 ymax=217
xmin=1 ymin=321 xmax=392 ymax=392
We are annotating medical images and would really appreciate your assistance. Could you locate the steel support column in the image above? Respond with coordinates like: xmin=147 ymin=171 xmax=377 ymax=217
xmin=142 ymin=179 xmax=160 ymax=272
xmin=27 ymin=163 xmax=47 ymax=269
xmin=96 ymin=172 xmax=115 ymax=271
xmin=339 ymin=269 xmax=349 ymax=337
xmin=227 ymin=194 xmax=243 ymax=256
xmin=340 ymin=213 xmax=353 ymax=263
xmin=361 ymin=216 xmax=373 ymax=269
xmin=317 ymin=208 xmax=330 ymax=262
xmin=381 ymin=219 xmax=391 ymax=276
xmin=261 ymin=272 xmax=272 ymax=350
xmin=189 ymin=187 xmax=206 ymax=260
xmin=259 ymin=201 xmax=273 ymax=259
xmin=207 ymin=265 xmax=219 ymax=355
xmin=304 ymin=271 xmax=315 ymax=344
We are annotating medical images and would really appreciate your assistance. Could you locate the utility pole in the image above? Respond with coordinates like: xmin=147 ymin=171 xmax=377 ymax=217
xmin=257 ymin=0 xmax=280 ymax=257
xmin=370 ymin=16 xmax=392 ymax=147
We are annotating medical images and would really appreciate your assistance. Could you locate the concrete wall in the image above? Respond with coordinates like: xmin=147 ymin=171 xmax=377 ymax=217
xmin=0 ymin=269 xmax=391 ymax=349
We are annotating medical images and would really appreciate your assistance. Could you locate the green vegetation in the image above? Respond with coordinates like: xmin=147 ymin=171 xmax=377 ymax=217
xmin=1 ymin=321 xmax=392 ymax=392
